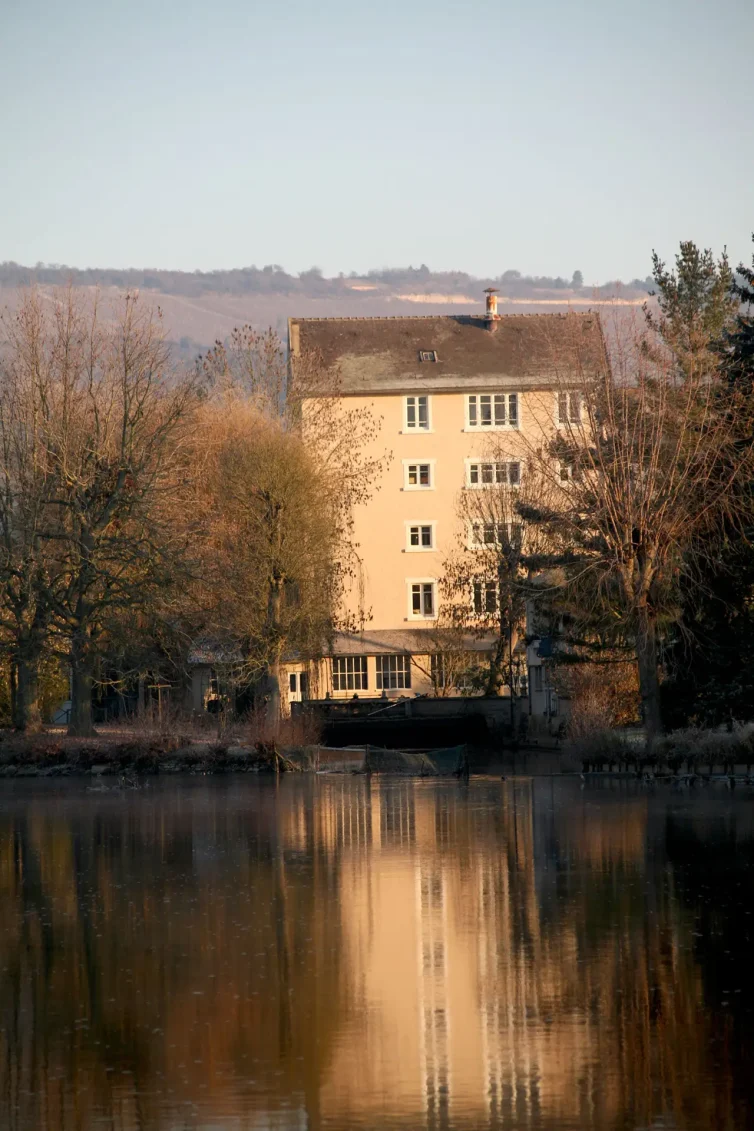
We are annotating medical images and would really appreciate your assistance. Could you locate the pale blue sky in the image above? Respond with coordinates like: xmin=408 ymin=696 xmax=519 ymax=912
xmin=1 ymin=0 xmax=751 ymax=282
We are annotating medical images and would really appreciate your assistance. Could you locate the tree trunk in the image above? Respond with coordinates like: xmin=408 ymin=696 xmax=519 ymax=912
xmin=265 ymin=655 xmax=282 ymax=727
xmin=68 ymin=634 xmax=97 ymax=737
xmin=13 ymin=649 xmax=43 ymax=733
xmin=486 ymin=618 xmax=521 ymax=704
xmin=9 ymin=662 xmax=17 ymax=729
xmin=264 ymin=574 xmax=284 ymax=726
xmin=636 ymin=604 xmax=662 ymax=743
xmin=485 ymin=634 xmax=507 ymax=696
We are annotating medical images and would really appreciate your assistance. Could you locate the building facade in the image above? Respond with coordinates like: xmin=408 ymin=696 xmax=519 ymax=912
xmin=283 ymin=298 xmax=603 ymax=721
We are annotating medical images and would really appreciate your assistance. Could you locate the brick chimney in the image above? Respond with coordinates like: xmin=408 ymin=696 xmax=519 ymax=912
xmin=484 ymin=288 xmax=499 ymax=331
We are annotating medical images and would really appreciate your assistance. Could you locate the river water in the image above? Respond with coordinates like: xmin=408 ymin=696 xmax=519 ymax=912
xmin=0 ymin=775 xmax=753 ymax=1131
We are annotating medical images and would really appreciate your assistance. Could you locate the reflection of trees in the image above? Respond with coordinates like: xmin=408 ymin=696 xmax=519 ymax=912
xmin=0 ymin=780 xmax=349 ymax=1130
xmin=665 ymin=807 xmax=754 ymax=1131
xmin=462 ymin=783 xmax=742 ymax=1130
xmin=0 ymin=779 xmax=749 ymax=1130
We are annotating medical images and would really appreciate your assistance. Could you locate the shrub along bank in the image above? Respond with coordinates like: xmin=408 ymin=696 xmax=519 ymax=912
xmin=0 ymin=735 xmax=309 ymax=777
xmin=575 ymin=723 xmax=754 ymax=776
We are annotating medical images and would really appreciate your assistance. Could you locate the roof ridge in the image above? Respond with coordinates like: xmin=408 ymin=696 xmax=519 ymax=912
xmin=290 ymin=311 xmax=596 ymax=322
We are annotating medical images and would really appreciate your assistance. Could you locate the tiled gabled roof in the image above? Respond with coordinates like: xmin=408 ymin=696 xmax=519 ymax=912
xmin=289 ymin=312 xmax=604 ymax=394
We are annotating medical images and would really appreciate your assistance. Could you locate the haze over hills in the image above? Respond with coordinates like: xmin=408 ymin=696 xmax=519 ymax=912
xmin=0 ymin=261 xmax=653 ymax=360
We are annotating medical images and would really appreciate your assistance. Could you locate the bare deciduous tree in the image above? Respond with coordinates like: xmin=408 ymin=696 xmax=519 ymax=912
xmin=189 ymin=330 xmax=388 ymax=719
xmin=0 ymin=291 xmax=62 ymax=729
xmin=190 ymin=399 xmax=347 ymax=720
xmin=409 ymin=621 xmax=484 ymax=698
xmin=50 ymin=294 xmax=197 ymax=735
xmin=199 ymin=327 xmax=388 ymax=515
xmin=521 ymin=309 xmax=754 ymax=740
xmin=198 ymin=326 xmax=287 ymax=416
xmin=439 ymin=443 xmax=557 ymax=709
xmin=0 ymin=288 xmax=198 ymax=735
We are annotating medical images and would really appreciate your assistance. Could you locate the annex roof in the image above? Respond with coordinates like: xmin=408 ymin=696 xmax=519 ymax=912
xmin=330 ymin=629 xmax=494 ymax=655
xmin=187 ymin=638 xmax=243 ymax=666
xmin=289 ymin=311 xmax=604 ymax=395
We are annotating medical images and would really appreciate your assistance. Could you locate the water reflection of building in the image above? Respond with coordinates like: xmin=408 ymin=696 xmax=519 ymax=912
xmin=308 ymin=779 xmax=657 ymax=1130
xmin=417 ymin=861 xmax=451 ymax=1129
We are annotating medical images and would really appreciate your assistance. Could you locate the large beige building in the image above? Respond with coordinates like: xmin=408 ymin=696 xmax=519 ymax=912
xmin=285 ymin=297 xmax=603 ymax=720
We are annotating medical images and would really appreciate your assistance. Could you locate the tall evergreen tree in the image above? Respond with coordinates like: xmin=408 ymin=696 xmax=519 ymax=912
xmin=645 ymin=242 xmax=736 ymax=380
xmin=724 ymin=238 xmax=754 ymax=397
xmin=660 ymin=239 xmax=754 ymax=726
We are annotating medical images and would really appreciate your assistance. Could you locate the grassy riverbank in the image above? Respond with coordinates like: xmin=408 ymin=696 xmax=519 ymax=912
xmin=2 ymin=722 xmax=754 ymax=781
xmin=0 ymin=732 xmax=292 ymax=777
xmin=0 ymin=728 xmax=466 ymax=778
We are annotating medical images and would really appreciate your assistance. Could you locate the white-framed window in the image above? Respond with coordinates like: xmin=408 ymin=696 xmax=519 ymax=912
xmin=403 ymin=460 xmax=435 ymax=489
xmin=408 ymin=579 xmax=436 ymax=619
xmin=332 ymin=655 xmax=368 ymax=691
xmin=430 ymin=653 xmax=450 ymax=689
xmin=429 ymin=654 xmax=477 ymax=693
xmin=557 ymin=460 xmax=573 ymax=482
xmin=405 ymin=521 xmax=435 ymax=551
xmin=376 ymin=654 xmax=412 ymax=690
xmin=469 ymin=521 xmax=522 ymax=548
xmin=454 ymin=667 xmax=477 ymax=694
xmin=404 ymin=394 xmax=431 ymax=431
xmin=556 ymin=391 xmax=581 ymax=426
xmin=466 ymin=460 xmax=521 ymax=488
xmin=530 ymin=664 xmax=544 ymax=693
xmin=419 ymin=350 xmax=438 ymax=363
xmin=473 ymin=580 xmax=498 ymax=614
xmin=465 ymin=393 xmax=519 ymax=430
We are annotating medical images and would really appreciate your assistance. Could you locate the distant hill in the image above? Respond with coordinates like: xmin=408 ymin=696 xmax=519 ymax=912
xmin=0 ymin=261 xmax=653 ymax=359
